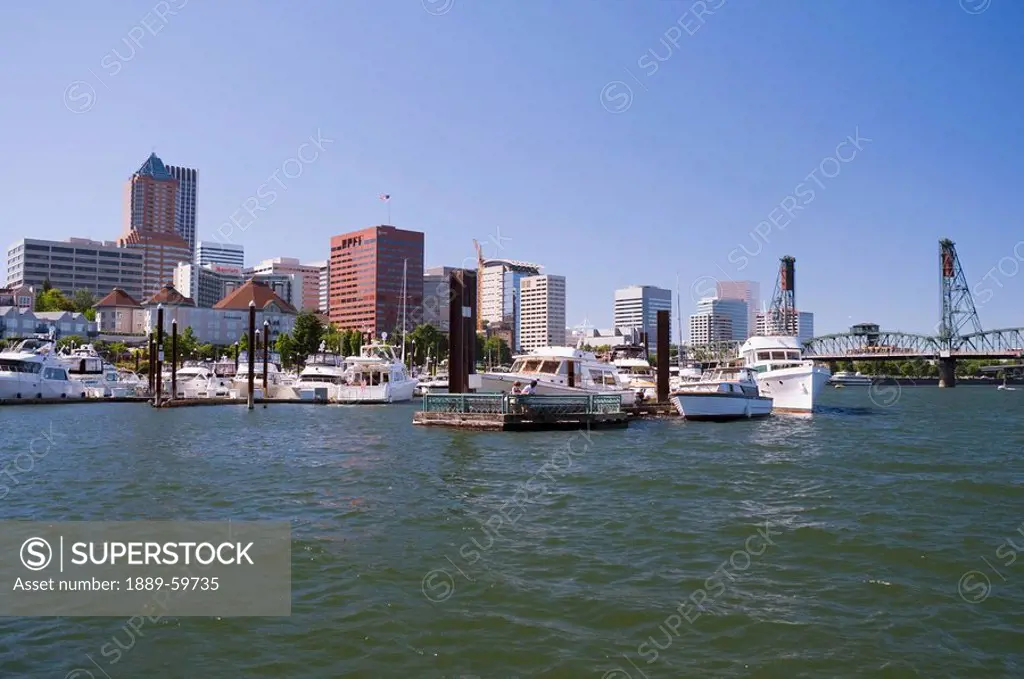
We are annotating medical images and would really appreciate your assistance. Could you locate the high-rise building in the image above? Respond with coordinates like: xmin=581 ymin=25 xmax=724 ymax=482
xmin=119 ymin=153 xmax=192 ymax=298
xmin=173 ymin=262 xmax=244 ymax=308
xmin=328 ymin=226 xmax=425 ymax=337
xmin=613 ymin=285 xmax=673 ymax=353
xmin=6 ymin=237 xmax=143 ymax=301
xmin=518 ymin=274 xmax=566 ymax=352
xmin=756 ymin=310 xmax=814 ymax=343
xmin=307 ymin=260 xmax=329 ymax=315
xmin=715 ymin=280 xmax=760 ymax=341
xmin=167 ymin=164 xmax=197 ymax=258
xmin=245 ymin=257 xmax=321 ymax=312
xmin=422 ymin=265 xmax=474 ymax=332
xmin=196 ymin=241 xmax=244 ymax=268
xmin=688 ymin=297 xmax=748 ymax=345
xmin=479 ymin=258 xmax=541 ymax=350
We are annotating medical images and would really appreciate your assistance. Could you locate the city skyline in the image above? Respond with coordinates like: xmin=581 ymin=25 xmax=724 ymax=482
xmin=1 ymin=2 xmax=1022 ymax=335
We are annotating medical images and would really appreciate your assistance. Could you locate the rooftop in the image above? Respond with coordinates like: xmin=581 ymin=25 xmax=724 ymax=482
xmin=213 ymin=279 xmax=297 ymax=314
xmin=95 ymin=288 xmax=142 ymax=308
xmin=135 ymin=152 xmax=174 ymax=180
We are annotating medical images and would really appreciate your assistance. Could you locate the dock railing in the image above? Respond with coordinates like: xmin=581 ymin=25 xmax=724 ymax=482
xmin=420 ymin=393 xmax=622 ymax=415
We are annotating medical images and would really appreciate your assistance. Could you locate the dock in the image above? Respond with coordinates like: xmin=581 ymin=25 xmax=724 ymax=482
xmin=413 ymin=393 xmax=629 ymax=431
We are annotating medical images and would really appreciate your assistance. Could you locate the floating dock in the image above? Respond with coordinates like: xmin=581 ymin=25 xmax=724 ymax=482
xmin=413 ymin=393 xmax=629 ymax=431
xmin=0 ymin=396 xmax=150 ymax=406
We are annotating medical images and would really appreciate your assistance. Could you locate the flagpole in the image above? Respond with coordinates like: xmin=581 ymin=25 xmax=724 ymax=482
xmin=388 ymin=200 xmax=391 ymax=226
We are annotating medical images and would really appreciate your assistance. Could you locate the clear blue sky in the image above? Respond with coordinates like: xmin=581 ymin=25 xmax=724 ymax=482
xmin=2 ymin=0 xmax=1022 ymax=337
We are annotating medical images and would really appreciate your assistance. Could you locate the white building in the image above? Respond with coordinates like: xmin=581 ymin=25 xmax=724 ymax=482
xmin=613 ymin=285 xmax=672 ymax=353
xmin=715 ymin=280 xmax=759 ymax=341
xmin=196 ymin=241 xmax=244 ymax=269
xmin=6 ymin=237 xmax=144 ymax=301
xmin=755 ymin=310 xmax=814 ymax=343
xmin=688 ymin=297 xmax=748 ymax=345
xmin=307 ymin=260 xmax=329 ymax=315
xmin=245 ymin=257 xmax=320 ymax=312
xmin=518 ymin=274 xmax=566 ymax=352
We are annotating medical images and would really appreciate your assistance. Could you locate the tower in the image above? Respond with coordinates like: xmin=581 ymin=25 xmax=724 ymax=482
xmin=938 ymin=238 xmax=982 ymax=350
xmin=766 ymin=255 xmax=797 ymax=336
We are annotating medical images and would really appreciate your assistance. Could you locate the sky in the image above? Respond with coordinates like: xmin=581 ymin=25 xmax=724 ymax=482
xmin=1 ymin=0 xmax=1022 ymax=337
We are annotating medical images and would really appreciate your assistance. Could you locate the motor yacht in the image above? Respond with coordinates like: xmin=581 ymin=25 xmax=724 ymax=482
xmin=0 ymin=338 xmax=86 ymax=400
xmin=738 ymin=336 xmax=830 ymax=413
xmin=415 ymin=373 xmax=449 ymax=396
xmin=59 ymin=343 xmax=121 ymax=396
xmin=828 ymin=370 xmax=873 ymax=386
xmin=611 ymin=344 xmax=657 ymax=400
xmin=172 ymin=362 xmax=231 ymax=399
xmin=292 ymin=350 xmax=348 ymax=400
xmin=669 ymin=366 xmax=772 ymax=421
xmin=336 ymin=342 xmax=417 ymax=403
xmin=479 ymin=346 xmax=636 ymax=406
xmin=232 ymin=357 xmax=290 ymax=399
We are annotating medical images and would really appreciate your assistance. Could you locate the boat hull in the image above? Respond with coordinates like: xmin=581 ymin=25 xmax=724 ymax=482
xmin=335 ymin=379 xmax=416 ymax=404
xmin=670 ymin=392 xmax=773 ymax=421
xmin=478 ymin=373 xmax=636 ymax=406
xmin=755 ymin=365 xmax=830 ymax=413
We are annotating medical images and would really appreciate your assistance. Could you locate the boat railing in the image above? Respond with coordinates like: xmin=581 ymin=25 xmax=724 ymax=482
xmin=421 ymin=393 xmax=622 ymax=415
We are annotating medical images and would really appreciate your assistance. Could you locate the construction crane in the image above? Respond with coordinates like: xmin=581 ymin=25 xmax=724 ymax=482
xmin=472 ymin=239 xmax=485 ymax=332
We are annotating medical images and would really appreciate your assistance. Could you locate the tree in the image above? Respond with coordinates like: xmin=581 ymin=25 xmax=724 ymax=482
xmin=482 ymin=335 xmax=512 ymax=367
xmin=72 ymin=290 xmax=96 ymax=313
xmin=238 ymin=332 xmax=248 ymax=353
xmin=291 ymin=311 xmax=324 ymax=357
xmin=408 ymin=323 xmax=444 ymax=366
xmin=177 ymin=326 xmax=198 ymax=359
xmin=35 ymin=288 xmax=76 ymax=312
xmin=322 ymin=323 xmax=343 ymax=354
xmin=41 ymin=279 xmax=52 ymax=293
xmin=196 ymin=343 xmax=217 ymax=360
xmin=107 ymin=341 xmax=127 ymax=364
xmin=275 ymin=332 xmax=297 ymax=368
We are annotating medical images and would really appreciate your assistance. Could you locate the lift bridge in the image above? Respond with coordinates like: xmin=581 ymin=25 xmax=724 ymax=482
xmin=802 ymin=239 xmax=1024 ymax=386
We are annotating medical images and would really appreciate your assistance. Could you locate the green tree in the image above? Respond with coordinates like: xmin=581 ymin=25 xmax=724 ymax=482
xmin=291 ymin=311 xmax=324 ymax=357
xmin=41 ymin=278 xmax=52 ymax=293
xmin=322 ymin=323 xmax=343 ymax=354
xmin=35 ymin=288 xmax=76 ymax=312
xmin=196 ymin=343 xmax=217 ymax=360
xmin=275 ymin=332 xmax=297 ymax=368
xmin=107 ymin=341 xmax=127 ymax=364
xmin=482 ymin=335 xmax=512 ymax=367
xmin=176 ymin=326 xmax=198 ymax=359
xmin=408 ymin=323 xmax=444 ymax=366
xmin=72 ymin=289 xmax=96 ymax=313
xmin=238 ymin=332 xmax=249 ymax=353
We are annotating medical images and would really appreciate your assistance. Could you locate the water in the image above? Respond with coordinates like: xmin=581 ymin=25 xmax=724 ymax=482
xmin=1 ymin=388 xmax=1022 ymax=678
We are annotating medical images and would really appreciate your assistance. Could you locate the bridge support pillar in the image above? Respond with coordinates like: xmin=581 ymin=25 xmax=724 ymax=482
xmin=938 ymin=358 xmax=956 ymax=388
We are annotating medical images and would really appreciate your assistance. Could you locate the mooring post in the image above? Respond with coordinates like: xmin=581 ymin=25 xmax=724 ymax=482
xmin=262 ymin=319 xmax=270 ymax=395
xmin=171 ymin=319 xmax=178 ymax=400
xmin=642 ymin=331 xmax=650 ymax=361
xmin=448 ymin=270 xmax=465 ymax=394
xmin=657 ymin=309 xmax=670 ymax=403
xmin=147 ymin=332 xmax=154 ymax=394
xmin=155 ymin=305 xmax=164 ymax=407
xmin=247 ymin=300 xmax=256 ymax=409
xmin=938 ymin=356 xmax=956 ymax=388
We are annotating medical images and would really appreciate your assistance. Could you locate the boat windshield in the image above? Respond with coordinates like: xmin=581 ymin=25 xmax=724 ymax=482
xmin=0 ymin=359 xmax=42 ymax=373
xmin=298 ymin=374 xmax=344 ymax=384
xmin=755 ymin=350 xmax=801 ymax=361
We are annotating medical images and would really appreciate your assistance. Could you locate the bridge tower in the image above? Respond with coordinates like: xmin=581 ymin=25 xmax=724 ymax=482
xmin=766 ymin=256 xmax=798 ymax=336
xmin=937 ymin=239 xmax=982 ymax=387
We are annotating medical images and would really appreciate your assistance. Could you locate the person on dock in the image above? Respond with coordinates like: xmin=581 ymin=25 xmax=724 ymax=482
xmin=521 ymin=380 xmax=537 ymax=395
xmin=511 ymin=381 xmax=523 ymax=395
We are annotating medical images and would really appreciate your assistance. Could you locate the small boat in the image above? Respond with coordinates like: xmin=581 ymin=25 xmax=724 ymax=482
xmin=669 ymin=366 xmax=772 ymax=421
xmin=415 ymin=373 xmax=448 ymax=396
xmin=997 ymin=378 xmax=1017 ymax=391
xmin=829 ymin=370 xmax=872 ymax=386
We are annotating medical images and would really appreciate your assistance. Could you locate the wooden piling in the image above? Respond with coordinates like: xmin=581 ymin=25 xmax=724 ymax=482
xmin=155 ymin=305 xmax=164 ymax=407
xmin=262 ymin=319 xmax=270 ymax=394
xmin=147 ymin=332 xmax=155 ymax=393
xmin=171 ymin=319 xmax=178 ymax=400
xmin=247 ymin=301 xmax=256 ymax=409
xmin=447 ymin=269 xmax=477 ymax=393
xmin=657 ymin=309 xmax=670 ymax=403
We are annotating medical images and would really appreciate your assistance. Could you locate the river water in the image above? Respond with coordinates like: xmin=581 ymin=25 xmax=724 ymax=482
xmin=0 ymin=387 xmax=1022 ymax=678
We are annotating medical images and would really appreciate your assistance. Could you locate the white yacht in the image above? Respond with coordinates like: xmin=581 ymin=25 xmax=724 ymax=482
xmin=738 ymin=336 xmax=830 ymax=413
xmin=669 ymin=363 xmax=704 ymax=391
xmin=293 ymin=351 xmax=348 ymax=400
xmin=611 ymin=345 xmax=657 ymax=400
xmin=231 ymin=351 xmax=291 ymax=398
xmin=0 ymin=338 xmax=87 ymax=400
xmin=60 ymin=344 xmax=121 ymax=396
xmin=415 ymin=373 xmax=448 ymax=396
xmin=174 ymin=363 xmax=231 ymax=399
xmin=829 ymin=370 xmax=873 ymax=386
xmin=336 ymin=342 xmax=417 ymax=404
xmin=669 ymin=366 xmax=772 ymax=421
xmin=479 ymin=346 xmax=636 ymax=406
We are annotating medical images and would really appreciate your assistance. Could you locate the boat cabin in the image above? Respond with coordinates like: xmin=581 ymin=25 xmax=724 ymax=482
xmin=508 ymin=355 xmax=620 ymax=388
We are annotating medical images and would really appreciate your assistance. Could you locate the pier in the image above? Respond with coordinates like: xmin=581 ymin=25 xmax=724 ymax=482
xmin=413 ymin=393 xmax=628 ymax=430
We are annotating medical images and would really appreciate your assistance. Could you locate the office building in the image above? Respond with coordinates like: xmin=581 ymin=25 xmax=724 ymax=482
xmin=756 ymin=310 xmax=814 ymax=343
xmin=196 ymin=241 xmax=244 ymax=269
xmin=613 ymin=285 xmax=672 ymax=353
xmin=422 ymin=265 xmax=473 ymax=332
xmin=688 ymin=297 xmax=748 ymax=345
xmin=167 ymin=164 xmax=198 ymax=258
xmin=329 ymin=226 xmax=424 ymax=336
xmin=518 ymin=274 xmax=566 ymax=352
xmin=715 ymin=280 xmax=760 ymax=341
xmin=173 ymin=263 xmax=245 ymax=308
xmin=479 ymin=258 xmax=541 ymax=350
xmin=119 ymin=153 xmax=192 ymax=298
xmin=246 ymin=257 xmax=321 ymax=312
xmin=6 ymin=237 xmax=143 ymax=301
xmin=307 ymin=260 xmax=329 ymax=315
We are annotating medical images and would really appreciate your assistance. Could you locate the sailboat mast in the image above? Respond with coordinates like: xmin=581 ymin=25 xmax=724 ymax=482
xmin=675 ymin=273 xmax=684 ymax=367
xmin=400 ymin=258 xmax=408 ymax=362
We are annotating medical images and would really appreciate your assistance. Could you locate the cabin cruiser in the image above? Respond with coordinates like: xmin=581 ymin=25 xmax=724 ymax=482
xmin=173 ymin=363 xmax=231 ymax=399
xmin=829 ymin=370 xmax=872 ymax=386
xmin=479 ymin=346 xmax=636 ymax=406
xmin=59 ymin=343 xmax=121 ymax=396
xmin=415 ymin=373 xmax=448 ymax=396
xmin=335 ymin=342 xmax=417 ymax=403
xmin=738 ymin=336 xmax=830 ymax=413
xmin=292 ymin=351 xmax=348 ymax=399
xmin=232 ymin=358 xmax=291 ymax=398
xmin=669 ymin=366 xmax=772 ymax=421
xmin=0 ymin=338 xmax=87 ymax=400
xmin=669 ymin=363 xmax=704 ymax=391
xmin=611 ymin=345 xmax=657 ymax=400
